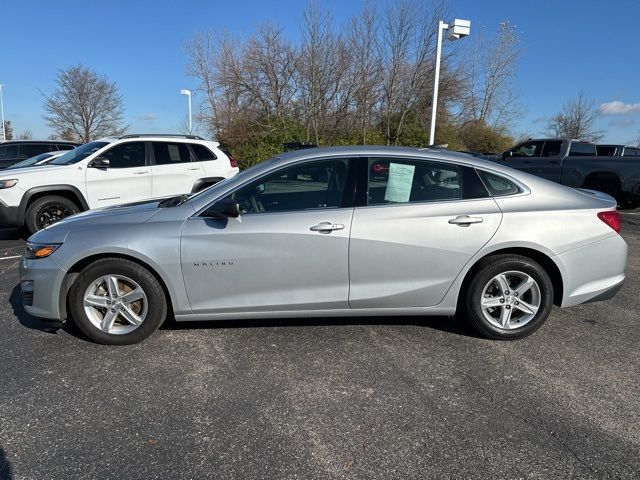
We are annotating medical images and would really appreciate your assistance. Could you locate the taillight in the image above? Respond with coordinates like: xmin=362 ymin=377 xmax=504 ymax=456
xmin=228 ymin=154 xmax=238 ymax=168
xmin=597 ymin=211 xmax=621 ymax=234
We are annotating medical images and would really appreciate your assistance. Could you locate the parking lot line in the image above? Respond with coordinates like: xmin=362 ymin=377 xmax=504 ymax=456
xmin=0 ymin=255 xmax=21 ymax=261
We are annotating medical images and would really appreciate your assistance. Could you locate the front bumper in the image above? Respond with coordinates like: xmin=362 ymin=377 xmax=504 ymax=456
xmin=18 ymin=255 xmax=67 ymax=320
xmin=556 ymin=234 xmax=628 ymax=308
xmin=0 ymin=199 xmax=19 ymax=227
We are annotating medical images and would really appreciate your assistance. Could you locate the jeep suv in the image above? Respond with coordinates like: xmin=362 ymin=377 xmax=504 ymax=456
xmin=0 ymin=140 xmax=80 ymax=169
xmin=0 ymin=134 xmax=239 ymax=233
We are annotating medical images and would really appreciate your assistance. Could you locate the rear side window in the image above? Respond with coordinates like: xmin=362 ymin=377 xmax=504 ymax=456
xmin=191 ymin=143 xmax=217 ymax=161
xmin=367 ymin=158 xmax=462 ymax=205
xmin=477 ymin=171 xmax=521 ymax=197
xmin=569 ymin=142 xmax=596 ymax=156
xmin=152 ymin=142 xmax=192 ymax=165
xmin=541 ymin=141 xmax=563 ymax=157
xmin=21 ymin=144 xmax=52 ymax=158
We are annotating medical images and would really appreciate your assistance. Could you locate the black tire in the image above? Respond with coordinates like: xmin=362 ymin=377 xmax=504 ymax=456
xmin=25 ymin=195 xmax=80 ymax=234
xmin=462 ymin=254 xmax=554 ymax=340
xmin=68 ymin=258 xmax=168 ymax=345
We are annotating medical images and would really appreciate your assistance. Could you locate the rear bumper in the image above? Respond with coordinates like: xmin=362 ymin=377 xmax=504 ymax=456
xmin=556 ymin=234 xmax=627 ymax=308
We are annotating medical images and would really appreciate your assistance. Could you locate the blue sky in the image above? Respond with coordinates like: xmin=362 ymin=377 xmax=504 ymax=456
xmin=2 ymin=0 xmax=639 ymax=144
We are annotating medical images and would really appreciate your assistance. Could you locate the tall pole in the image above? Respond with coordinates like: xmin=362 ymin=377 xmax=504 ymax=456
xmin=428 ymin=21 xmax=447 ymax=146
xmin=187 ymin=92 xmax=192 ymax=134
xmin=0 ymin=85 xmax=6 ymax=142
xmin=180 ymin=89 xmax=192 ymax=135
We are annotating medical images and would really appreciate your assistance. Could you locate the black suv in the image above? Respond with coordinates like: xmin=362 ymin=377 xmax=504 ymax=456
xmin=0 ymin=140 xmax=80 ymax=169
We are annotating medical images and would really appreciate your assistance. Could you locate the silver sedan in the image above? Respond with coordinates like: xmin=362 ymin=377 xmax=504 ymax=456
xmin=19 ymin=146 xmax=627 ymax=345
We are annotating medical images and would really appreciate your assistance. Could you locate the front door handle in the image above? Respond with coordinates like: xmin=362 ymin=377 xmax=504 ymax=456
xmin=310 ymin=222 xmax=345 ymax=233
xmin=448 ymin=215 xmax=483 ymax=226
xmin=187 ymin=166 xmax=201 ymax=171
xmin=133 ymin=170 xmax=149 ymax=175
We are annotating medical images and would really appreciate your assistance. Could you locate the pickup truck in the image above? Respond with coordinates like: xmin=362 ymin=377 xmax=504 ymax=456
xmin=499 ymin=138 xmax=640 ymax=207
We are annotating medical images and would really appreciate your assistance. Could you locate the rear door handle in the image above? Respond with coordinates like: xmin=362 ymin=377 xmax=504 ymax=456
xmin=310 ymin=222 xmax=345 ymax=233
xmin=187 ymin=166 xmax=201 ymax=170
xmin=133 ymin=170 xmax=149 ymax=174
xmin=448 ymin=215 xmax=483 ymax=226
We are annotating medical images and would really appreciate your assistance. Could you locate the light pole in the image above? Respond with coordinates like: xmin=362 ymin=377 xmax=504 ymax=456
xmin=428 ymin=18 xmax=471 ymax=146
xmin=180 ymin=89 xmax=192 ymax=134
xmin=0 ymin=85 xmax=6 ymax=142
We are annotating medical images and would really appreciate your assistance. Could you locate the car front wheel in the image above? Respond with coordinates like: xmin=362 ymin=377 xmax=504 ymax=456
xmin=25 ymin=195 xmax=80 ymax=234
xmin=463 ymin=254 xmax=554 ymax=340
xmin=68 ymin=258 xmax=168 ymax=345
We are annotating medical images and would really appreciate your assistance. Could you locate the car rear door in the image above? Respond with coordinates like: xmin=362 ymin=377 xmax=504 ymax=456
xmin=348 ymin=157 xmax=502 ymax=308
xmin=150 ymin=141 xmax=203 ymax=198
xmin=180 ymin=158 xmax=355 ymax=314
xmin=84 ymin=141 xmax=152 ymax=208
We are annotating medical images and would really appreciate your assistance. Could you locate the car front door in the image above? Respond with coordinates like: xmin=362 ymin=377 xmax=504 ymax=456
xmin=150 ymin=141 xmax=204 ymax=198
xmin=349 ymin=157 xmax=502 ymax=308
xmin=180 ymin=158 xmax=355 ymax=314
xmin=84 ymin=141 xmax=152 ymax=208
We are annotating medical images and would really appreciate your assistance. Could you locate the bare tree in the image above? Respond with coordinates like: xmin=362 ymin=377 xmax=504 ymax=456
xmin=2 ymin=120 xmax=13 ymax=140
xmin=42 ymin=65 xmax=126 ymax=142
xmin=546 ymin=91 xmax=604 ymax=141
xmin=18 ymin=130 xmax=32 ymax=139
xmin=459 ymin=21 xmax=522 ymax=130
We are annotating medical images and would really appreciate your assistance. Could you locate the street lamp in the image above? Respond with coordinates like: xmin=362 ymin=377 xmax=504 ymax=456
xmin=428 ymin=18 xmax=471 ymax=146
xmin=180 ymin=89 xmax=192 ymax=134
xmin=0 ymin=85 xmax=6 ymax=142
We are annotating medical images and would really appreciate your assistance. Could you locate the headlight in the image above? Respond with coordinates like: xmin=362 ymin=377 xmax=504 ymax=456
xmin=24 ymin=242 xmax=62 ymax=259
xmin=0 ymin=179 xmax=18 ymax=189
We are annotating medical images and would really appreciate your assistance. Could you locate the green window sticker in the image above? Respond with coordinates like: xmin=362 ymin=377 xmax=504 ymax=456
xmin=384 ymin=163 xmax=415 ymax=203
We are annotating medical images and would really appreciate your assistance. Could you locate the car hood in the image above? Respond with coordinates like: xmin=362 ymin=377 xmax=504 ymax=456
xmin=29 ymin=199 xmax=166 ymax=243
xmin=2 ymin=164 xmax=74 ymax=177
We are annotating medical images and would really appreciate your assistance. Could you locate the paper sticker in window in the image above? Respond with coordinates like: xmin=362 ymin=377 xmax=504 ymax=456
xmin=384 ymin=163 xmax=415 ymax=203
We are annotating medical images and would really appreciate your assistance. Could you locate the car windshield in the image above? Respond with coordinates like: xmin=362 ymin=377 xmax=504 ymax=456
xmin=50 ymin=141 xmax=109 ymax=165
xmin=7 ymin=152 xmax=53 ymax=169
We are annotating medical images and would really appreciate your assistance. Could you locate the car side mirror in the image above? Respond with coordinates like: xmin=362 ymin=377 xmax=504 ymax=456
xmin=90 ymin=157 xmax=110 ymax=168
xmin=202 ymin=198 xmax=240 ymax=219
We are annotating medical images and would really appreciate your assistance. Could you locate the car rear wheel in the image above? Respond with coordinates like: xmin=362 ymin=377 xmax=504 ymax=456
xmin=463 ymin=254 xmax=554 ymax=340
xmin=25 ymin=195 xmax=79 ymax=234
xmin=68 ymin=258 xmax=167 ymax=345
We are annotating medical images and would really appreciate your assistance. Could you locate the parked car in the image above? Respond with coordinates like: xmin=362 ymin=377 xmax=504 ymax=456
xmin=0 ymin=134 xmax=239 ymax=233
xmin=0 ymin=140 xmax=79 ymax=169
xmin=596 ymin=144 xmax=639 ymax=157
xmin=500 ymin=138 xmax=640 ymax=206
xmin=6 ymin=151 xmax=64 ymax=170
xmin=20 ymin=146 xmax=626 ymax=345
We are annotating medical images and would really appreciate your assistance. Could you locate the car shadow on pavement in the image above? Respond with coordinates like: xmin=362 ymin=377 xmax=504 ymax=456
xmin=0 ymin=446 xmax=13 ymax=480
xmin=161 ymin=314 xmax=481 ymax=338
xmin=9 ymin=284 xmax=87 ymax=341
xmin=0 ymin=228 xmax=23 ymax=241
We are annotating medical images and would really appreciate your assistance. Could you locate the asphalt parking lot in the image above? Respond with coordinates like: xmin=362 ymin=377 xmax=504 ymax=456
xmin=0 ymin=215 xmax=639 ymax=480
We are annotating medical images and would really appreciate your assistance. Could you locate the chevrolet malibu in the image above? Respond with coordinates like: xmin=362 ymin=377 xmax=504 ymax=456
xmin=19 ymin=146 xmax=627 ymax=345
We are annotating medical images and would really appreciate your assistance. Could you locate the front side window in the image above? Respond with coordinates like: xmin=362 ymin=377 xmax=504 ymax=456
xmin=100 ymin=142 xmax=146 ymax=168
xmin=367 ymin=158 xmax=462 ymax=205
xmin=541 ymin=141 xmax=563 ymax=157
xmin=0 ymin=144 xmax=19 ymax=159
xmin=153 ymin=142 xmax=192 ymax=165
xmin=225 ymin=159 xmax=349 ymax=214
xmin=510 ymin=141 xmax=544 ymax=158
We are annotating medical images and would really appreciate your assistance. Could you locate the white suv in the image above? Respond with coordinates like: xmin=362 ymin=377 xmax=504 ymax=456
xmin=0 ymin=134 xmax=239 ymax=233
